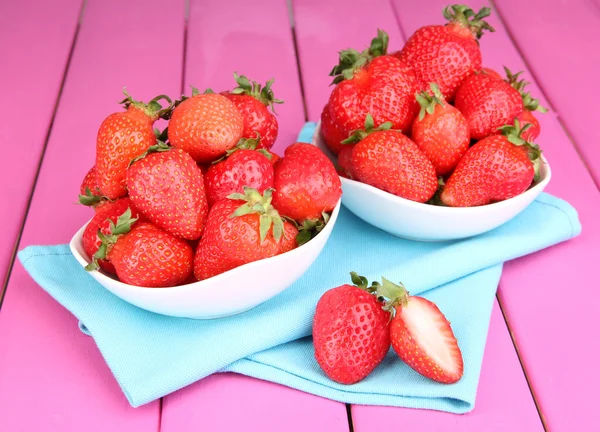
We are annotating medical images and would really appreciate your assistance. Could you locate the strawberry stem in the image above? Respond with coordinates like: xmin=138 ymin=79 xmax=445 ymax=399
xmin=230 ymin=72 xmax=284 ymax=113
xmin=443 ymin=4 xmax=495 ymax=39
xmin=78 ymin=186 xmax=109 ymax=207
xmin=295 ymin=211 xmax=331 ymax=245
xmin=128 ymin=140 xmax=171 ymax=167
xmin=119 ymin=88 xmax=173 ymax=120
xmin=228 ymin=187 xmax=284 ymax=243
xmin=341 ymin=113 xmax=394 ymax=144
xmin=415 ymin=83 xmax=446 ymax=121
xmin=504 ymin=67 xmax=548 ymax=113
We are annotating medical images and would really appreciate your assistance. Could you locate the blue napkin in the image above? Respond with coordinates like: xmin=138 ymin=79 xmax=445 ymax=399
xmin=17 ymin=123 xmax=580 ymax=413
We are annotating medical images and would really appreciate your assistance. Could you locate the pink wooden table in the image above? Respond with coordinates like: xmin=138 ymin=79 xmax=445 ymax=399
xmin=1 ymin=0 xmax=598 ymax=430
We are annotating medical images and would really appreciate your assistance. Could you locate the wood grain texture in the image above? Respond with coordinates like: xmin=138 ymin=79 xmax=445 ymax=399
xmin=0 ymin=0 xmax=185 ymax=430
xmin=0 ymin=0 xmax=82 ymax=288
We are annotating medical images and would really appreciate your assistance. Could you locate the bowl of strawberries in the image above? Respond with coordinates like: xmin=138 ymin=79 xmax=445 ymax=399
xmin=71 ymin=75 xmax=342 ymax=319
xmin=313 ymin=6 xmax=551 ymax=242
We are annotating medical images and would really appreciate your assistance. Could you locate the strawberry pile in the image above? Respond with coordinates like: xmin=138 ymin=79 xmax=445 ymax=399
xmin=313 ymin=273 xmax=463 ymax=384
xmin=321 ymin=5 xmax=547 ymax=207
xmin=79 ymin=74 xmax=342 ymax=288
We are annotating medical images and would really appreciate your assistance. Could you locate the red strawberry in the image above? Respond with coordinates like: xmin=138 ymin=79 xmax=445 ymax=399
xmin=78 ymin=165 xmax=107 ymax=207
xmin=455 ymin=69 xmax=523 ymax=140
xmin=345 ymin=117 xmax=438 ymax=202
xmin=221 ymin=73 xmax=283 ymax=150
xmin=126 ymin=143 xmax=208 ymax=240
xmin=337 ymin=144 xmax=355 ymax=179
xmin=411 ymin=83 xmax=470 ymax=176
xmin=328 ymin=30 xmax=420 ymax=137
xmin=394 ymin=5 xmax=494 ymax=100
xmin=82 ymin=198 xmax=142 ymax=274
xmin=272 ymin=143 xmax=342 ymax=223
xmin=268 ymin=151 xmax=280 ymax=166
xmin=86 ymin=209 xmax=193 ymax=287
xmin=204 ymin=143 xmax=275 ymax=207
xmin=505 ymin=67 xmax=548 ymax=141
xmin=278 ymin=221 xmax=299 ymax=255
xmin=168 ymin=91 xmax=244 ymax=163
xmin=194 ymin=187 xmax=284 ymax=280
xmin=373 ymin=277 xmax=463 ymax=384
xmin=313 ymin=272 xmax=391 ymax=384
xmin=320 ymin=103 xmax=350 ymax=156
xmin=479 ymin=67 xmax=503 ymax=80
xmin=96 ymin=90 xmax=172 ymax=199
xmin=519 ymin=109 xmax=541 ymax=141
xmin=441 ymin=120 xmax=541 ymax=207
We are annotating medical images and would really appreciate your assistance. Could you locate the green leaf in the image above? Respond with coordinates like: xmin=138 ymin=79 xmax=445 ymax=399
xmin=191 ymin=86 xmax=200 ymax=96
xmin=231 ymin=203 xmax=253 ymax=218
xmin=259 ymin=214 xmax=272 ymax=243
xmin=295 ymin=229 xmax=312 ymax=246
xmin=364 ymin=113 xmax=374 ymax=131
xmin=273 ymin=218 xmax=284 ymax=243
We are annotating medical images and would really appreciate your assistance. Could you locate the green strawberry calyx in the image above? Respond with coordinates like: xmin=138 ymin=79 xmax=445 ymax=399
xmin=128 ymin=140 xmax=171 ymax=167
xmin=119 ymin=88 xmax=173 ymax=121
xmin=230 ymin=72 xmax=284 ymax=113
xmin=228 ymin=187 xmax=284 ymax=243
xmin=341 ymin=113 xmax=394 ymax=144
xmin=84 ymin=208 xmax=139 ymax=272
xmin=499 ymin=119 xmax=543 ymax=182
xmin=504 ymin=67 xmax=548 ymax=113
xmin=292 ymin=211 xmax=331 ymax=246
xmin=329 ymin=29 xmax=389 ymax=85
xmin=415 ymin=83 xmax=446 ymax=121
xmin=213 ymin=133 xmax=273 ymax=164
xmin=349 ymin=272 xmax=410 ymax=316
xmin=78 ymin=186 xmax=110 ymax=207
xmin=443 ymin=5 xmax=495 ymax=39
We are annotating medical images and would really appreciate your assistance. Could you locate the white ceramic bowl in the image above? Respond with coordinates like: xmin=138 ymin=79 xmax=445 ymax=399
xmin=312 ymin=123 xmax=551 ymax=242
xmin=70 ymin=200 xmax=341 ymax=319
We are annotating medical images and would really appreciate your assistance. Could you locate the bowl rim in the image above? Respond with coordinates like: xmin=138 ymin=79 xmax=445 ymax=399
xmin=70 ymin=198 xmax=342 ymax=294
xmin=311 ymin=121 xmax=552 ymax=214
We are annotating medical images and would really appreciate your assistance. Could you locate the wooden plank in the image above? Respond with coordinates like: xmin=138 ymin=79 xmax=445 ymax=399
xmin=160 ymin=0 xmax=349 ymax=431
xmin=293 ymin=0 xmax=544 ymax=429
xmin=0 ymin=0 xmax=81 ymax=289
xmin=391 ymin=1 xmax=600 ymax=430
xmin=0 ymin=0 xmax=185 ymax=430
xmin=494 ymin=0 xmax=600 ymax=186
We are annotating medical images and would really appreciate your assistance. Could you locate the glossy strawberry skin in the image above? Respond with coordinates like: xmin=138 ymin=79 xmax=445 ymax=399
xmin=272 ymin=143 xmax=342 ymax=222
xmin=320 ymin=104 xmax=350 ymax=156
xmin=411 ymin=103 xmax=470 ymax=176
xmin=328 ymin=56 xmax=420 ymax=136
xmin=194 ymin=199 xmax=281 ymax=280
xmin=395 ymin=23 xmax=482 ymax=100
xmin=455 ymin=73 xmax=524 ymax=140
xmin=519 ymin=109 xmax=541 ymax=141
xmin=126 ymin=148 xmax=208 ymax=240
xmin=222 ymin=93 xmax=278 ymax=150
xmin=441 ymin=135 xmax=535 ymax=207
xmin=168 ymin=93 xmax=244 ymax=163
xmin=82 ymin=198 xmax=142 ymax=274
xmin=96 ymin=107 xmax=157 ymax=199
xmin=313 ymin=285 xmax=391 ymax=385
xmin=204 ymin=150 xmax=274 ymax=207
xmin=278 ymin=221 xmax=299 ymax=255
xmin=350 ymin=130 xmax=438 ymax=202
xmin=108 ymin=222 xmax=193 ymax=287
xmin=337 ymin=145 xmax=355 ymax=179
xmin=80 ymin=165 xmax=100 ymax=196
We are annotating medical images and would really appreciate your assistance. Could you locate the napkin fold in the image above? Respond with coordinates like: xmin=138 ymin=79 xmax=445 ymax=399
xmin=17 ymin=123 xmax=581 ymax=413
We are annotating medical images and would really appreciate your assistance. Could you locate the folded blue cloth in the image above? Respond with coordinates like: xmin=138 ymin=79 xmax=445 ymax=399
xmin=17 ymin=123 xmax=580 ymax=413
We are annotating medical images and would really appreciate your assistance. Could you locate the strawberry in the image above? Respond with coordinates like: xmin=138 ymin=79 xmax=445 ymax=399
xmin=373 ymin=277 xmax=463 ymax=384
xmin=320 ymin=103 xmax=350 ymax=156
xmin=411 ymin=83 xmax=470 ymax=176
xmin=194 ymin=187 xmax=284 ymax=280
xmin=86 ymin=209 xmax=193 ymax=287
xmin=337 ymin=144 xmax=355 ymax=179
xmin=126 ymin=143 xmax=208 ymax=240
xmin=78 ymin=165 xmax=107 ymax=207
xmin=441 ymin=120 xmax=541 ymax=207
xmin=278 ymin=221 xmax=299 ymax=255
xmin=96 ymin=90 xmax=172 ymax=199
xmin=204 ymin=140 xmax=275 ymax=207
xmin=519 ymin=109 xmax=541 ymax=141
xmin=313 ymin=272 xmax=391 ymax=385
xmin=272 ymin=143 xmax=342 ymax=223
xmin=454 ymin=68 xmax=523 ymax=140
xmin=268 ymin=151 xmax=280 ymax=166
xmin=505 ymin=67 xmax=548 ymax=141
xmin=479 ymin=67 xmax=503 ymax=80
xmin=345 ymin=116 xmax=438 ymax=202
xmin=168 ymin=91 xmax=244 ymax=163
xmin=221 ymin=73 xmax=283 ymax=150
xmin=394 ymin=5 xmax=494 ymax=100
xmin=327 ymin=30 xmax=420 ymax=137
xmin=82 ymin=198 xmax=142 ymax=274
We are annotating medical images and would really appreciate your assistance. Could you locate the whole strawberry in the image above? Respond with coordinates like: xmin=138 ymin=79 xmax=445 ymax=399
xmin=327 ymin=30 xmax=420 ymax=137
xmin=86 ymin=209 xmax=193 ymax=287
xmin=204 ymin=141 xmax=274 ymax=207
xmin=126 ymin=143 xmax=208 ymax=240
xmin=96 ymin=90 xmax=172 ymax=199
xmin=411 ymin=83 xmax=470 ymax=176
xmin=454 ymin=68 xmax=523 ymax=140
xmin=394 ymin=5 xmax=494 ymax=100
xmin=221 ymin=73 xmax=283 ymax=150
xmin=320 ymin=103 xmax=351 ymax=156
xmin=278 ymin=221 xmax=299 ymax=255
xmin=345 ymin=116 xmax=438 ymax=203
xmin=441 ymin=120 xmax=541 ymax=207
xmin=79 ymin=165 xmax=106 ymax=207
xmin=168 ymin=91 xmax=243 ymax=163
xmin=272 ymin=143 xmax=342 ymax=223
xmin=194 ymin=187 xmax=284 ymax=280
xmin=505 ymin=67 xmax=548 ymax=141
xmin=313 ymin=272 xmax=391 ymax=385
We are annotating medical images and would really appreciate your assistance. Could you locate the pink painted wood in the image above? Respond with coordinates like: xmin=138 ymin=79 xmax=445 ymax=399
xmin=390 ymin=1 xmax=600 ymax=430
xmin=0 ymin=0 xmax=81 ymax=286
xmin=495 ymin=0 xmax=600 ymax=186
xmin=160 ymin=0 xmax=348 ymax=430
xmin=0 ymin=0 xmax=185 ymax=430
xmin=292 ymin=0 xmax=542 ymax=429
